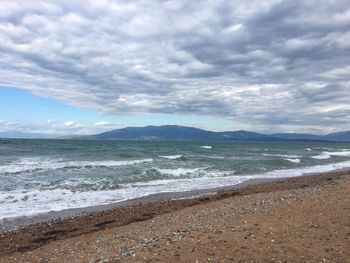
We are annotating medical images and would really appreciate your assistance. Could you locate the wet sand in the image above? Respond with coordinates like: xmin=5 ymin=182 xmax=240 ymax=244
xmin=1 ymin=171 xmax=350 ymax=262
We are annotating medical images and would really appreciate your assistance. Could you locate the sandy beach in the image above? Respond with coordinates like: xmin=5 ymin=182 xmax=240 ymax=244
xmin=1 ymin=171 xmax=349 ymax=262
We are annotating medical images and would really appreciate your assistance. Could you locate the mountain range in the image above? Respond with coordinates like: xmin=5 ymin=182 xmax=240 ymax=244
xmin=2 ymin=125 xmax=350 ymax=142
xmin=83 ymin=125 xmax=350 ymax=142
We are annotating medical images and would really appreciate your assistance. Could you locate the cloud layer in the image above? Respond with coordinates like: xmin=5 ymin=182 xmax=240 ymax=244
xmin=0 ymin=119 xmax=120 ymax=135
xmin=1 ymin=0 xmax=350 ymax=132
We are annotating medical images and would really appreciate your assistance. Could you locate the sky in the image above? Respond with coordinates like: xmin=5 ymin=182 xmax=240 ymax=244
xmin=0 ymin=0 xmax=350 ymax=135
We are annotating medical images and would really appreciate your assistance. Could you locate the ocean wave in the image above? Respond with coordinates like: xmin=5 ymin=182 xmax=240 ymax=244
xmin=199 ymin=146 xmax=212 ymax=149
xmin=323 ymin=150 xmax=350 ymax=157
xmin=311 ymin=153 xmax=331 ymax=160
xmin=284 ymin=158 xmax=301 ymax=163
xmin=159 ymin=155 xmax=183 ymax=160
xmin=262 ymin=153 xmax=301 ymax=158
xmin=155 ymin=167 xmax=231 ymax=178
xmin=0 ymin=157 xmax=153 ymax=175
xmin=254 ymin=160 xmax=350 ymax=179
xmin=50 ymin=177 xmax=122 ymax=191
xmin=2 ymin=160 xmax=350 ymax=220
xmin=0 ymin=174 xmax=244 ymax=220
xmin=0 ymin=188 xmax=128 ymax=220
xmin=311 ymin=150 xmax=350 ymax=159
xmin=156 ymin=167 xmax=202 ymax=177
xmin=206 ymin=156 xmax=225 ymax=159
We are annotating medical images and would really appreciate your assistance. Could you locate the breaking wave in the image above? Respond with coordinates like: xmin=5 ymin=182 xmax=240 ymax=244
xmin=0 ymin=157 xmax=153 ymax=175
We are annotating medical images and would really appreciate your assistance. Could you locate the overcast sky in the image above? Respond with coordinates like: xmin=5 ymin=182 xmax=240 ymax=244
xmin=1 ymin=0 xmax=350 ymax=135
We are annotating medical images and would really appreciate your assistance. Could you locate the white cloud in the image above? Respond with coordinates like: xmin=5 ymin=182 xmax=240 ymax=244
xmin=93 ymin=121 xmax=119 ymax=127
xmin=46 ymin=119 xmax=57 ymax=124
xmin=0 ymin=1 xmax=350 ymax=132
xmin=0 ymin=120 xmax=122 ymax=135
xmin=64 ymin=121 xmax=76 ymax=127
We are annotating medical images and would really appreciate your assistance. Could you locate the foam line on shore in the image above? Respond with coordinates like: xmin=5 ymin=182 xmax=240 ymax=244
xmin=1 ymin=160 xmax=350 ymax=221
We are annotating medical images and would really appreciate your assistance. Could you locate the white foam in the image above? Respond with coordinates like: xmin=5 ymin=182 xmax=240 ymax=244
xmin=192 ymin=155 xmax=225 ymax=159
xmin=199 ymin=146 xmax=212 ymax=149
xmin=0 ymin=157 xmax=64 ymax=174
xmin=156 ymin=167 xmax=231 ymax=178
xmin=324 ymin=150 xmax=350 ymax=157
xmin=68 ymin=159 xmax=153 ymax=168
xmin=52 ymin=177 xmax=121 ymax=191
xmin=311 ymin=150 xmax=350 ymax=159
xmin=206 ymin=156 xmax=225 ymax=159
xmin=306 ymin=148 xmax=312 ymax=151
xmin=285 ymin=158 xmax=301 ymax=163
xmin=284 ymin=154 xmax=301 ymax=158
xmin=0 ymin=174 xmax=243 ymax=220
xmin=0 ymin=188 xmax=127 ymax=220
xmin=156 ymin=167 xmax=202 ymax=177
xmin=263 ymin=154 xmax=301 ymax=158
xmin=311 ymin=153 xmax=331 ymax=160
xmin=253 ymin=160 xmax=350 ymax=179
xmin=159 ymin=155 xmax=183 ymax=160
xmin=0 ymin=157 xmax=153 ymax=175
xmin=2 ymin=160 xmax=350 ymax=221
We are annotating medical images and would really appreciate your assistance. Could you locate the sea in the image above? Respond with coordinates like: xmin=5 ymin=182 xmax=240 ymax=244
xmin=1 ymin=138 xmax=350 ymax=221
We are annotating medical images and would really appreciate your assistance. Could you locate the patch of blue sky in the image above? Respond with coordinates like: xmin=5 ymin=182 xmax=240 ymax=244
xmin=0 ymin=86 xmax=237 ymax=132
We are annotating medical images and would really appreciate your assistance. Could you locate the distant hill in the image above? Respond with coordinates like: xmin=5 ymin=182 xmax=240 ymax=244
xmin=87 ymin=125 xmax=221 ymax=140
xmin=2 ymin=126 xmax=350 ymax=142
xmin=85 ymin=125 xmax=350 ymax=142
xmin=324 ymin=131 xmax=350 ymax=142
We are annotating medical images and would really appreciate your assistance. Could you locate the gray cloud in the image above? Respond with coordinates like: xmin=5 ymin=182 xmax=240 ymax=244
xmin=1 ymin=0 xmax=350 ymax=132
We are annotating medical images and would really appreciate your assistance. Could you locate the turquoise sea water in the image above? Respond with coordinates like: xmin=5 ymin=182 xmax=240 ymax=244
xmin=1 ymin=139 xmax=350 ymax=220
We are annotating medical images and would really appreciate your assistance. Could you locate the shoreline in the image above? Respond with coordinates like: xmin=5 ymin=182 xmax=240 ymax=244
xmin=2 ymin=165 xmax=349 ymax=232
xmin=0 ymin=176 xmax=284 ymax=232
xmin=1 ymin=169 xmax=349 ymax=258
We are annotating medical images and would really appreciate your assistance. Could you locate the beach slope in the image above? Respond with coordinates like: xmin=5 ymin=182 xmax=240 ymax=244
xmin=1 ymin=171 xmax=350 ymax=262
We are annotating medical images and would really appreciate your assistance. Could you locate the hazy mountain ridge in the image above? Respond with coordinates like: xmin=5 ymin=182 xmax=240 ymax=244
xmin=2 ymin=126 xmax=350 ymax=141
xmin=86 ymin=125 xmax=350 ymax=142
